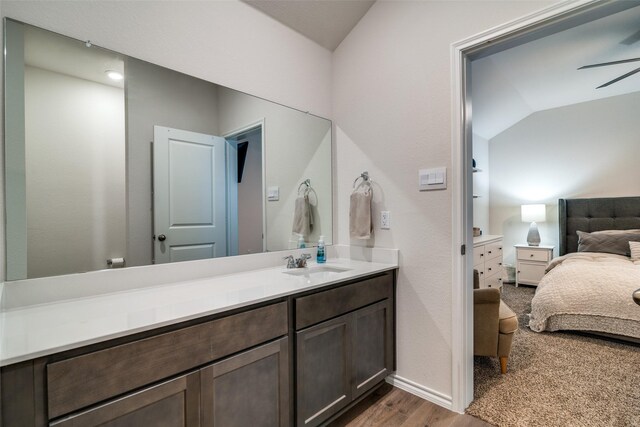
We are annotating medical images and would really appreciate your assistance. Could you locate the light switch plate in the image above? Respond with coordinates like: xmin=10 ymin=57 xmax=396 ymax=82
xmin=267 ymin=186 xmax=279 ymax=201
xmin=419 ymin=167 xmax=447 ymax=191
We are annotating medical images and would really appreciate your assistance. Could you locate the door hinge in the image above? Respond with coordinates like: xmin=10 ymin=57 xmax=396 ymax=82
xmin=461 ymin=244 xmax=466 ymax=255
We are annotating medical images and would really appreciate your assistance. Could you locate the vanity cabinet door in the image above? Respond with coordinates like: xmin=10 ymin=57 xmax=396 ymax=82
xmin=296 ymin=315 xmax=352 ymax=427
xmin=50 ymin=372 xmax=200 ymax=427
xmin=352 ymin=299 xmax=393 ymax=400
xmin=200 ymin=338 xmax=289 ymax=427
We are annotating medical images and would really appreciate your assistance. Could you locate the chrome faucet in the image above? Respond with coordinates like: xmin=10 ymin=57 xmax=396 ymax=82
xmin=283 ymin=255 xmax=296 ymax=269
xmin=296 ymin=253 xmax=312 ymax=268
xmin=284 ymin=253 xmax=312 ymax=268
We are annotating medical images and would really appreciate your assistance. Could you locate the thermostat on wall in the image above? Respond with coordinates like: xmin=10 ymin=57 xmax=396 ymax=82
xmin=418 ymin=167 xmax=446 ymax=191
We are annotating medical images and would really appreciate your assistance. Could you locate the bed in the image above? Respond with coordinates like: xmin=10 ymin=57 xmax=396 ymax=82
xmin=528 ymin=196 xmax=640 ymax=341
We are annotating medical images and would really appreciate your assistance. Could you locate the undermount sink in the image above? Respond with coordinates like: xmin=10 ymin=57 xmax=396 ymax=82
xmin=283 ymin=265 xmax=352 ymax=276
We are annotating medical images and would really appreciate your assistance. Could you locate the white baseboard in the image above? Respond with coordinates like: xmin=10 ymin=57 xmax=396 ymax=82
xmin=386 ymin=374 xmax=454 ymax=412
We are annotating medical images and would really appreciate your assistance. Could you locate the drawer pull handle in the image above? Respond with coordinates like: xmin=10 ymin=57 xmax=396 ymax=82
xmin=488 ymin=251 xmax=492 ymax=254
xmin=530 ymin=254 xmax=534 ymax=257
xmin=480 ymin=254 xmax=484 ymax=257
xmin=488 ymin=268 xmax=492 ymax=271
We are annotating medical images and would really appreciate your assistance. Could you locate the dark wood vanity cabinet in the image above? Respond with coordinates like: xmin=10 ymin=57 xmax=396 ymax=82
xmin=48 ymin=338 xmax=290 ymax=427
xmin=50 ymin=372 xmax=201 ymax=427
xmin=2 ymin=302 xmax=289 ymax=427
xmin=295 ymin=273 xmax=395 ymax=427
xmin=200 ymin=338 xmax=289 ymax=427
xmin=0 ymin=269 xmax=396 ymax=427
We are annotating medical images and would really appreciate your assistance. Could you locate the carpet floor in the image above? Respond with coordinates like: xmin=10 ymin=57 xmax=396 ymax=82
xmin=466 ymin=283 xmax=640 ymax=427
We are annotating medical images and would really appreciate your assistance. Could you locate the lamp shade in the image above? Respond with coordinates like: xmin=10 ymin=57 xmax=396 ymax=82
xmin=521 ymin=204 xmax=546 ymax=223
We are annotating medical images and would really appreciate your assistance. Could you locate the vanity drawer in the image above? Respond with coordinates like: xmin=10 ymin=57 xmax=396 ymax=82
xmin=295 ymin=271 xmax=393 ymax=330
xmin=47 ymin=302 xmax=288 ymax=419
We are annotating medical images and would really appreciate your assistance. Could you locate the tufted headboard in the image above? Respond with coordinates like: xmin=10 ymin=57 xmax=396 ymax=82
xmin=559 ymin=197 xmax=640 ymax=256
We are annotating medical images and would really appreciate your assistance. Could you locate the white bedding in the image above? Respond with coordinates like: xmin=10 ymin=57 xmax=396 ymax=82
xmin=529 ymin=252 xmax=640 ymax=339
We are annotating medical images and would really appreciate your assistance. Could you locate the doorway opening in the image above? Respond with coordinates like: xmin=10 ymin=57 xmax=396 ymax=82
xmin=451 ymin=0 xmax=640 ymax=412
xmin=224 ymin=121 xmax=266 ymax=256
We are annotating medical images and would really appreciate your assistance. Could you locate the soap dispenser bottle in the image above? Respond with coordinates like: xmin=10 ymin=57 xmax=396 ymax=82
xmin=297 ymin=235 xmax=306 ymax=249
xmin=316 ymin=236 xmax=326 ymax=263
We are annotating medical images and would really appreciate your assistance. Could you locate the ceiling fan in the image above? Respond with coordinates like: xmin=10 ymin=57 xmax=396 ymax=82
xmin=578 ymin=29 xmax=640 ymax=89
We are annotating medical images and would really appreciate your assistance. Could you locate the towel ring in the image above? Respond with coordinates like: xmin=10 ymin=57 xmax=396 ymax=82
xmin=353 ymin=171 xmax=373 ymax=189
xmin=298 ymin=179 xmax=311 ymax=195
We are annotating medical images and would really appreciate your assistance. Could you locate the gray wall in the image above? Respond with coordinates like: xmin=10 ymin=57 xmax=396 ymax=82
xmin=125 ymin=58 xmax=220 ymax=266
xmin=26 ymin=66 xmax=126 ymax=278
xmin=489 ymin=92 xmax=640 ymax=264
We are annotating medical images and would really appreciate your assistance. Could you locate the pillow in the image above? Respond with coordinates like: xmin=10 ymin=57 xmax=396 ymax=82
xmin=630 ymin=241 xmax=640 ymax=261
xmin=577 ymin=230 xmax=640 ymax=256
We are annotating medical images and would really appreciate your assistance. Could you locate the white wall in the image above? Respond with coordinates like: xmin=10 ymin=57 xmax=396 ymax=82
xmin=25 ymin=66 xmax=126 ymax=278
xmin=0 ymin=0 xmax=332 ymax=280
xmin=472 ymin=134 xmax=490 ymax=234
xmin=332 ymin=0 xmax=554 ymax=401
xmin=489 ymin=92 xmax=640 ymax=264
xmin=218 ymin=86 xmax=332 ymax=250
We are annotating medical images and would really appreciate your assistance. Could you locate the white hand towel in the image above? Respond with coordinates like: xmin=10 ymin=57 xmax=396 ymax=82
xmin=349 ymin=191 xmax=372 ymax=239
xmin=292 ymin=194 xmax=313 ymax=237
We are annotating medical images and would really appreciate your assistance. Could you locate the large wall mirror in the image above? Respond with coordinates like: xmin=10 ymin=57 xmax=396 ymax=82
xmin=4 ymin=19 xmax=333 ymax=280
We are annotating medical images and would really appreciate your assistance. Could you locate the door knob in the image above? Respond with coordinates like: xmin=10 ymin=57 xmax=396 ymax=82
xmin=633 ymin=288 xmax=640 ymax=306
xmin=158 ymin=234 xmax=167 ymax=242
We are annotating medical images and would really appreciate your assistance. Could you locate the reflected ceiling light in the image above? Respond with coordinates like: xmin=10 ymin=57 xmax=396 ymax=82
xmin=105 ymin=70 xmax=123 ymax=81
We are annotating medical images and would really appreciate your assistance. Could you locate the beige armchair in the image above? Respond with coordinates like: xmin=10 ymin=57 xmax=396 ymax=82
xmin=473 ymin=270 xmax=518 ymax=374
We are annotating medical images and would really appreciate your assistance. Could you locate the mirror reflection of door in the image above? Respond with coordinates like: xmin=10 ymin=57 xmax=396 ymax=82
xmin=153 ymin=126 xmax=227 ymax=263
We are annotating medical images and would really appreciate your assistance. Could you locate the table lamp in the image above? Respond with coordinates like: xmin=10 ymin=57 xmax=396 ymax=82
xmin=521 ymin=204 xmax=545 ymax=246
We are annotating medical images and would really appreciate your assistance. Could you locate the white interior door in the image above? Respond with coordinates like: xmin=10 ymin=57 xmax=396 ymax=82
xmin=153 ymin=126 xmax=227 ymax=263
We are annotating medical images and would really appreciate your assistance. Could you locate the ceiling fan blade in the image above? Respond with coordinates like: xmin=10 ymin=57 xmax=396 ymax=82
xmin=621 ymin=29 xmax=640 ymax=45
xmin=596 ymin=66 xmax=640 ymax=89
xmin=578 ymin=57 xmax=640 ymax=70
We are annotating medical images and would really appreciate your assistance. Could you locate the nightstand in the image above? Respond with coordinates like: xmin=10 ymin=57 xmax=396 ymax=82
xmin=515 ymin=244 xmax=554 ymax=287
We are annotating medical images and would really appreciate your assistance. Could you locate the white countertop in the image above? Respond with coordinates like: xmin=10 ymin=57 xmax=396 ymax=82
xmin=0 ymin=257 xmax=397 ymax=366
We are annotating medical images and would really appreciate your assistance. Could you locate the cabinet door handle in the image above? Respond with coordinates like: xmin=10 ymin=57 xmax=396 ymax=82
xmin=530 ymin=254 xmax=534 ymax=257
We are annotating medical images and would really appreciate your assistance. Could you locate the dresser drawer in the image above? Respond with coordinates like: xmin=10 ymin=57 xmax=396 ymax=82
xmin=484 ymin=256 xmax=503 ymax=278
xmin=484 ymin=273 xmax=503 ymax=289
xmin=473 ymin=247 xmax=484 ymax=267
xmin=517 ymin=248 xmax=551 ymax=262
xmin=484 ymin=241 xmax=503 ymax=260
xmin=47 ymin=302 xmax=288 ymax=419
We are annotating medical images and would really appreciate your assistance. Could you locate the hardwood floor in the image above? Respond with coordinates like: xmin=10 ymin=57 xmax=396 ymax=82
xmin=329 ymin=383 xmax=493 ymax=427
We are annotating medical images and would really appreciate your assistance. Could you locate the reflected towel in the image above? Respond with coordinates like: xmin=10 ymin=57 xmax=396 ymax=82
xmin=292 ymin=194 xmax=313 ymax=237
xmin=350 ymin=191 xmax=372 ymax=239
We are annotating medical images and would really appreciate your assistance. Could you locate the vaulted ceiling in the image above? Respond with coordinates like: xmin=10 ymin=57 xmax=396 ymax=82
xmin=472 ymin=5 xmax=640 ymax=140
xmin=242 ymin=0 xmax=375 ymax=51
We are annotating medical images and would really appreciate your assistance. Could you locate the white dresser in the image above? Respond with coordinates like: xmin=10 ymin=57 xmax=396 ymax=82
xmin=515 ymin=244 xmax=554 ymax=287
xmin=473 ymin=235 xmax=504 ymax=289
